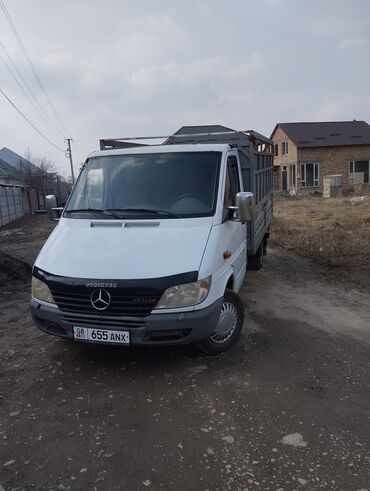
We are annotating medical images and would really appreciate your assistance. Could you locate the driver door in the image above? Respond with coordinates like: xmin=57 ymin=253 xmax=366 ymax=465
xmin=221 ymin=152 xmax=247 ymax=291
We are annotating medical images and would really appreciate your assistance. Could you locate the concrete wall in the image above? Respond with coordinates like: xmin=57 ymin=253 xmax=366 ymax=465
xmin=0 ymin=185 xmax=29 ymax=227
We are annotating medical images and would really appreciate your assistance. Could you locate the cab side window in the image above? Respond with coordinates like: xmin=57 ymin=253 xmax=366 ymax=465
xmin=224 ymin=156 xmax=240 ymax=207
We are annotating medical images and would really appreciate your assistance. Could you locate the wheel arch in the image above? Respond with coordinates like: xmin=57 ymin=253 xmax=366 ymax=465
xmin=225 ymin=271 xmax=235 ymax=292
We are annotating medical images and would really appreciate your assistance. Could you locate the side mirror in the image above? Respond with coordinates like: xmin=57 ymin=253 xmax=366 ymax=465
xmin=45 ymin=195 xmax=62 ymax=221
xmin=51 ymin=207 xmax=64 ymax=220
xmin=236 ymin=192 xmax=255 ymax=223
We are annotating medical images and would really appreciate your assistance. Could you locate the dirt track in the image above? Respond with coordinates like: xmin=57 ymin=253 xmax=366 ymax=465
xmin=0 ymin=216 xmax=370 ymax=490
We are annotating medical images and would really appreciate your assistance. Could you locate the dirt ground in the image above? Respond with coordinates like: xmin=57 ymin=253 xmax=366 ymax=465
xmin=270 ymin=193 xmax=370 ymax=291
xmin=0 ymin=214 xmax=55 ymax=267
xmin=0 ymin=213 xmax=370 ymax=490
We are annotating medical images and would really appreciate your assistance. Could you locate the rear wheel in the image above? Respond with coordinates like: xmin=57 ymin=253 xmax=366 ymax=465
xmin=248 ymin=243 xmax=264 ymax=270
xmin=197 ymin=289 xmax=244 ymax=355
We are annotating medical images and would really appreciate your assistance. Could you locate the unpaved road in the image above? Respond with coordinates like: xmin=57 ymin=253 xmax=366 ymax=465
xmin=0 ymin=216 xmax=370 ymax=490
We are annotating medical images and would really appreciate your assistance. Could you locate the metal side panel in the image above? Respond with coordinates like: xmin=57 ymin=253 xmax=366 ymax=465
xmin=247 ymin=192 xmax=273 ymax=255
xmin=239 ymin=146 xmax=274 ymax=256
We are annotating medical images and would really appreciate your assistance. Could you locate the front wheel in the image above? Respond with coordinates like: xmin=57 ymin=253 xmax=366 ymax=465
xmin=196 ymin=289 xmax=244 ymax=355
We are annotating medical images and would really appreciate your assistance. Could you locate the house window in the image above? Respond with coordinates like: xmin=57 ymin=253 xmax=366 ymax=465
xmin=349 ymin=161 xmax=355 ymax=183
xmin=274 ymin=144 xmax=279 ymax=157
xmin=282 ymin=165 xmax=288 ymax=191
xmin=273 ymin=166 xmax=278 ymax=191
xmin=289 ymin=164 xmax=296 ymax=188
xmin=301 ymin=162 xmax=319 ymax=187
xmin=281 ymin=141 xmax=288 ymax=156
xmin=349 ymin=160 xmax=370 ymax=184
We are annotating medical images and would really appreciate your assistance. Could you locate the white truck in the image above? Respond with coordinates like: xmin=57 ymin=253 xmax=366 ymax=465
xmin=30 ymin=126 xmax=273 ymax=354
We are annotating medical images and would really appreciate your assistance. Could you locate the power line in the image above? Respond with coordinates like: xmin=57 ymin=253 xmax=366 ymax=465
xmin=0 ymin=42 xmax=64 ymax=139
xmin=0 ymin=0 xmax=69 ymax=135
xmin=73 ymin=138 xmax=96 ymax=146
xmin=0 ymin=87 xmax=64 ymax=152
xmin=0 ymin=0 xmax=70 ymax=136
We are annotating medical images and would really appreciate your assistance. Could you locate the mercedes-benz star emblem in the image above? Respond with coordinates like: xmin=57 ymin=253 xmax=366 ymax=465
xmin=90 ymin=288 xmax=111 ymax=310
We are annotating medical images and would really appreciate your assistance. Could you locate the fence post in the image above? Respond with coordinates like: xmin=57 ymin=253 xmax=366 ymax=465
xmin=0 ymin=187 xmax=4 ymax=227
xmin=18 ymin=188 xmax=23 ymax=217
xmin=12 ymin=187 xmax=17 ymax=220
xmin=6 ymin=187 xmax=11 ymax=225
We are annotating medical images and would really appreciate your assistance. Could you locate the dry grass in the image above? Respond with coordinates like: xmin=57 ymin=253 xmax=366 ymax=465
xmin=270 ymin=194 xmax=370 ymax=289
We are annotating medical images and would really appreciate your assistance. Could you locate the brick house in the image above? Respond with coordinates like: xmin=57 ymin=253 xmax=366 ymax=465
xmin=271 ymin=121 xmax=370 ymax=192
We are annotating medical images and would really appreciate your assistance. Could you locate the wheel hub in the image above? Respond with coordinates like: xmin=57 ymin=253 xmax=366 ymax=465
xmin=210 ymin=301 xmax=238 ymax=344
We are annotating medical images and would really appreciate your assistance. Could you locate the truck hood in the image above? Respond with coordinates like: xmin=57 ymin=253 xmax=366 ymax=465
xmin=35 ymin=217 xmax=212 ymax=280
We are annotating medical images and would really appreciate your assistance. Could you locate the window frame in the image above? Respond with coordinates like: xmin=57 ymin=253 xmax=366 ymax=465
xmin=281 ymin=141 xmax=288 ymax=156
xmin=349 ymin=160 xmax=370 ymax=184
xmin=289 ymin=163 xmax=296 ymax=188
xmin=301 ymin=162 xmax=320 ymax=188
xmin=64 ymin=151 xmax=222 ymax=219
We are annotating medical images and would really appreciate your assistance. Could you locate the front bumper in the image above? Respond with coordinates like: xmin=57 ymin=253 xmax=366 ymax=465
xmin=30 ymin=298 xmax=223 ymax=346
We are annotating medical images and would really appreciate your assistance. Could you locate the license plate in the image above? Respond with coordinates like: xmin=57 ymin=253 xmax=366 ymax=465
xmin=73 ymin=326 xmax=130 ymax=345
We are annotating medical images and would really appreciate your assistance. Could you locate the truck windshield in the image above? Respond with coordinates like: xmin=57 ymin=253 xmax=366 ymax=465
xmin=65 ymin=151 xmax=221 ymax=219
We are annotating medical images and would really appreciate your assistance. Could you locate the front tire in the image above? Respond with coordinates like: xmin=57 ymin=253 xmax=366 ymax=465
xmin=196 ymin=289 xmax=244 ymax=355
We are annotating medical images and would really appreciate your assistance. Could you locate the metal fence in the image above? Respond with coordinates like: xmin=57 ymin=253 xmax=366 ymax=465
xmin=0 ymin=184 xmax=32 ymax=227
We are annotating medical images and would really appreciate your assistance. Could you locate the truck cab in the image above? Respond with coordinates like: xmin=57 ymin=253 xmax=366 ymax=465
xmin=31 ymin=128 xmax=273 ymax=354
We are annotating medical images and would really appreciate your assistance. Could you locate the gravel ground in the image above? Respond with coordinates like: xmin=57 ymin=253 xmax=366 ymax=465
xmin=0 ymin=215 xmax=370 ymax=491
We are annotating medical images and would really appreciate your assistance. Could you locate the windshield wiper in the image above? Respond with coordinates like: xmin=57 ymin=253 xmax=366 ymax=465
xmin=64 ymin=208 xmax=121 ymax=219
xmin=104 ymin=208 xmax=180 ymax=218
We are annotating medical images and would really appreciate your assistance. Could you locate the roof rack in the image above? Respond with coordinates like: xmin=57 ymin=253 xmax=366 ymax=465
xmin=99 ymin=129 xmax=274 ymax=153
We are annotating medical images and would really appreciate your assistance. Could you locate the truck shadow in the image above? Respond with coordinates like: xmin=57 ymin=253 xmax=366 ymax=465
xmin=51 ymin=327 xmax=269 ymax=376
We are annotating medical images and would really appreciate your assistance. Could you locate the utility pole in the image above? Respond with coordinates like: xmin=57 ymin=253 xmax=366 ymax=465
xmin=65 ymin=138 xmax=75 ymax=185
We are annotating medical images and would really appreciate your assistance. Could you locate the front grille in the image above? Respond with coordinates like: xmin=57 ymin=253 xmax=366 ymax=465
xmin=51 ymin=289 xmax=160 ymax=317
xmin=35 ymin=266 xmax=198 ymax=319
xmin=62 ymin=312 xmax=146 ymax=329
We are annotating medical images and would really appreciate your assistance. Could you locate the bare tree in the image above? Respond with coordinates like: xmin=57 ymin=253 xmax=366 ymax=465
xmin=17 ymin=149 xmax=71 ymax=205
xmin=18 ymin=147 xmax=36 ymax=188
xmin=17 ymin=149 xmax=56 ymax=190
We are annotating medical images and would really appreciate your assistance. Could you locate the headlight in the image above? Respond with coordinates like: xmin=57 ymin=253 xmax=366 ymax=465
xmin=32 ymin=276 xmax=55 ymax=304
xmin=155 ymin=276 xmax=211 ymax=309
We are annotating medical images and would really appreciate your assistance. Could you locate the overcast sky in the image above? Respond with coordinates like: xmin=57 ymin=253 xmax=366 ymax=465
xmin=1 ymin=0 xmax=369 ymax=176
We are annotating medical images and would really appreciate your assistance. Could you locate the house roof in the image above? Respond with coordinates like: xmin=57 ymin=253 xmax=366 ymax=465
xmin=0 ymin=158 xmax=20 ymax=179
xmin=0 ymin=147 xmax=39 ymax=173
xmin=271 ymin=121 xmax=370 ymax=148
